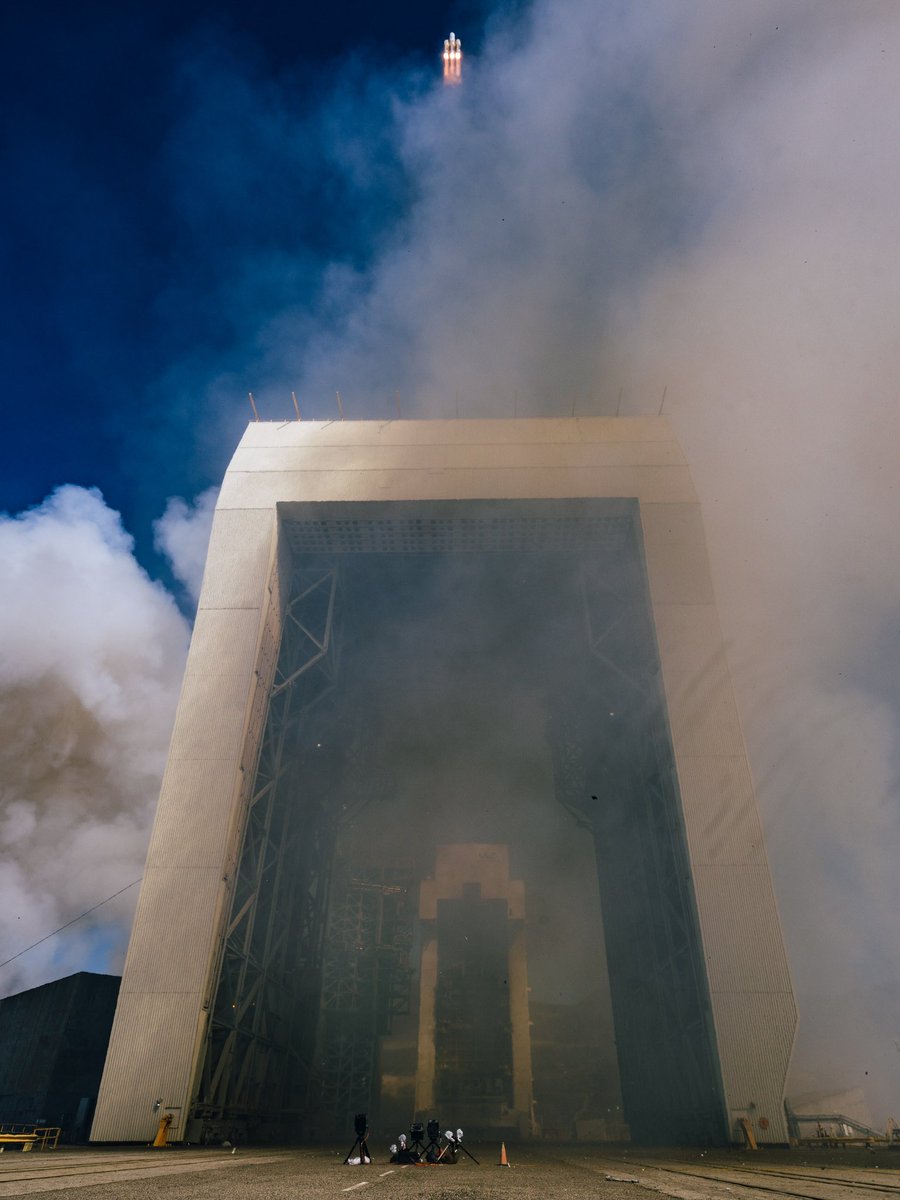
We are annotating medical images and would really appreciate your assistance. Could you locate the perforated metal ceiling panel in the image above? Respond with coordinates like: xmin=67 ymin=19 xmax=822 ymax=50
xmin=279 ymin=499 xmax=635 ymax=556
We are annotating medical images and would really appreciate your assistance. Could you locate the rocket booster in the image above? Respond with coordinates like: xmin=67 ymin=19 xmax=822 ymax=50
xmin=442 ymin=32 xmax=462 ymax=84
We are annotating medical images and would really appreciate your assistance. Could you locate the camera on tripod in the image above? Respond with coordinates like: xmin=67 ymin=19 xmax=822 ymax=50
xmin=343 ymin=1112 xmax=371 ymax=1166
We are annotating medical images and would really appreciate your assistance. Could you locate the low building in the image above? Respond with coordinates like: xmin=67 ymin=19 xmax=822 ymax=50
xmin=0 ymin=972 xmax=120 ymax=1141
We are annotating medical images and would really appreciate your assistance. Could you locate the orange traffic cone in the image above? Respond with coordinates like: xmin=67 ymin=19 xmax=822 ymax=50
xmin=498 ymin=1141 xmax=510 ymax=1167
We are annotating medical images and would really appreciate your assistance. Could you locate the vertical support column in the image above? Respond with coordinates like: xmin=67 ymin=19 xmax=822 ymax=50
xmin=508 ymin=923 xmax=534 ymax=1132
xmin=641 ymin=502 xmax=797 ymax=1144
xmin=414 ymin=937 xmax=438 ymax=1115
xmin=547 ymin=523 xmax=727 ymax=1144
xmin=190 ymin=566 xmax=343 ymax=1139
xmin=92 ymin=508 xmax=280 ymax=1143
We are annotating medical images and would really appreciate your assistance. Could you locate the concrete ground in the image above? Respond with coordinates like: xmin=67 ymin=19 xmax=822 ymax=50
xmin=1 ymin=1144 xmax=898 ymax=1200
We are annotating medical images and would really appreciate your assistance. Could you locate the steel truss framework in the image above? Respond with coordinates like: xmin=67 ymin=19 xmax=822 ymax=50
xmin=194 ymin=567 xmax=344 ymax=1138
xmin=547 ymin=538 xmax=727 ymax=1145
xmin=311 ymin=867 xmax=413 ymax=1136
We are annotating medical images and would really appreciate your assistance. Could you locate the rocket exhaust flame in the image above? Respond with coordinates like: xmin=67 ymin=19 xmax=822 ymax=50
xmin=442 ymin=32 xmax=462 ymax=85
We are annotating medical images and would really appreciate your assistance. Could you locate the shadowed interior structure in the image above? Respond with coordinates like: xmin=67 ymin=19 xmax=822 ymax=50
xmin=191 ymin=499 xmax=724 ymax=1144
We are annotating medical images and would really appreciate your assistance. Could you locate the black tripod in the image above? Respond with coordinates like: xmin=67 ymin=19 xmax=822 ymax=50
xmin=425 ymin=1122 xmax=443 ymax=1163
xmin=408 ymin=1123 xmax=427 ymax=1160
xmin=344 ymin=1114 xmax=371 ymax=1165
xmin=443 ymin=1133 xmax=479 ymax=1164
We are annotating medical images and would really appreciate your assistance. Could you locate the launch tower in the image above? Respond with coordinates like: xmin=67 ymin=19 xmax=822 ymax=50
xmin=92 ymin=418 xmax=795 ymax=1146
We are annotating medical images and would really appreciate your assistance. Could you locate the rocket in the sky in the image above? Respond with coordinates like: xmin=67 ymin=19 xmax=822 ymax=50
xmin=442 ymin=32 xmax=462 ymax=84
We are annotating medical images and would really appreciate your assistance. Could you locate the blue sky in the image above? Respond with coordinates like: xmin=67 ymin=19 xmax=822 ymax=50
xmin=1 ymin=0 xmax=490 ymax=565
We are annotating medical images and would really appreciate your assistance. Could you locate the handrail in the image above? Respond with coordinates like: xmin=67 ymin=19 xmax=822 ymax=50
xmin=0 ymin=1124 xmax=62 ymax=1150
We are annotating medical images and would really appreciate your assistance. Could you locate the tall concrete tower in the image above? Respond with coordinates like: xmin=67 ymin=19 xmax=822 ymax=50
xmin=92 ymin=418 xmax=795 ymax=1146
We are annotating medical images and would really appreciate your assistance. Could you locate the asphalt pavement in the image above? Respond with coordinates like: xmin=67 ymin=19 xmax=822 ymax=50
xmin=1 ymin=1143 xmax=897 ymax=1200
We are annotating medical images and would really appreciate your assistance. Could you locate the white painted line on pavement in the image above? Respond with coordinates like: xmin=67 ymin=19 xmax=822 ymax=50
xmin=341 ymin=1181 xmax=370 ymax=1192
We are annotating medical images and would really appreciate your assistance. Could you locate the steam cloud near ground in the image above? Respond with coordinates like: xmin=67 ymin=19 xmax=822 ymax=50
xmin=2 ymin=0 xmax=899 ymax=1124
xmin=0 ymin=488 xmax=210 ymax=993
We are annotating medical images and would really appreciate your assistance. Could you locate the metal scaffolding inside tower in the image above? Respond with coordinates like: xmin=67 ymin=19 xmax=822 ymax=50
xmin=311 ymin=868 xmax=413 ymax=1137
xmin=193 ymin=567 xmax=344 ymax=1140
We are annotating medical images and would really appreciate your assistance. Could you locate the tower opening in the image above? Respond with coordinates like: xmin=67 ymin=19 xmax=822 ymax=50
xmin=192 ymin=498 xmax=725 ymax=1144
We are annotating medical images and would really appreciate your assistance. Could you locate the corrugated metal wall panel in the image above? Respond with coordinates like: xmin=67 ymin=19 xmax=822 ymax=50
xmin=197 ymin=509 xmax=275 ymax=607
xmin=116 ymin=866 xmax=223 ymax=995
xmin=655 ymin=602 xmax=728 ymax=670
xmin=677 ymin=755 xmax=768 ymax=866
xmin=238 ymin=415 xmax=682 ymax=448
xmin=92 ymin=991 xmax=205 ymax=1141
xmin=651 ymin=492 xmax=796 ymax=1143
xmin=93 ymin=509 xmax=281 ymax=1143
xmin=146 ymin=758 xmax=237 ymax=870
xmin=664 ymin=664 xmax=748 ymax=761
xmin=714 ymin=990 xmax=798 ymax=1144
xmin=184 ymin=607 xmax=264 ymax=676
xmin=229 ymin=438 xmax=687 ymax=475
xmin=216 ymin=464 xmax=699 ymax=509
xmin=165 ymin=671 xmax=256 ymax=763
xmin=641 ymin=503 xmax=716 ymax=606
xmin=694 ymin=865 xmax=793 ymax=994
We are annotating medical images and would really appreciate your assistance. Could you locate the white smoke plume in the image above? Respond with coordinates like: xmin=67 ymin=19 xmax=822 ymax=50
xmin=214 ymin=0 xmax=897 ymax=1118
xmin=153 ymin=486 xmax=219 ymax=606
xmin=0 ymin=487 xmax=190 ymax=996
xmin=590 ymin=4 xmax=900 ymax=1122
